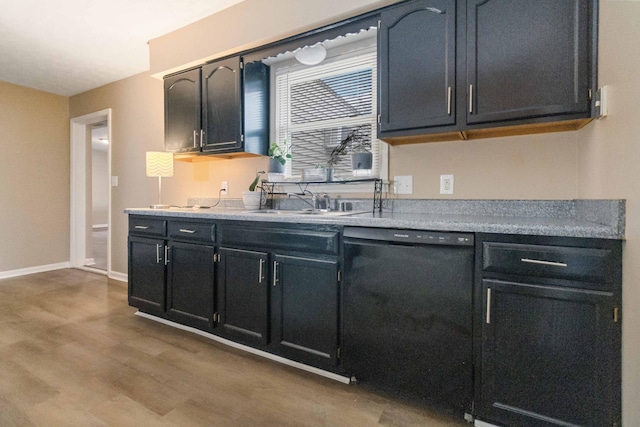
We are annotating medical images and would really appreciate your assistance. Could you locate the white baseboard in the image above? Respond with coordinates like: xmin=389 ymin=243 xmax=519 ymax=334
xmin=135 ymin=311 xmax=350 ymax=384
xmin=109 ymin=271 xmax=127 ymax=283
xmin=0 ymin=262 xmax=71 ymax=280
xmin=92 ymin=224 xmax=108 ymax=229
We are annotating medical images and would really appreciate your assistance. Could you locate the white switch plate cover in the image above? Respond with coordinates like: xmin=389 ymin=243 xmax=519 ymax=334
xmin=440 ymin=174 xmax=454 ymax=194
xmin=394 ymin=176 xmax=413 ymax=194
xmin=111 ymin=176 xmax=118 ymax=187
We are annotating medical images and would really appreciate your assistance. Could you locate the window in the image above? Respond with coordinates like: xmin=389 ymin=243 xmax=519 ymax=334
xmin=270 ymin=31 xmax=387 ymax=181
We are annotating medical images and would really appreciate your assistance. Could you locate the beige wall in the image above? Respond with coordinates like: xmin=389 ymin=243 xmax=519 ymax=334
xmin=149 ymin=0 xmax=401 ymax=77
xmin=68 ymin=0 xmax=640 ymax=423
xmin=578 ymin=3 xmax=640 ymax=422
xmin=0 ymin=82 xmax=69 ymax=272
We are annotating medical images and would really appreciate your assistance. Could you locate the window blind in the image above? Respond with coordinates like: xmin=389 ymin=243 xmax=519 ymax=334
xmin=274 ymin=50 xmax=383 ymax=180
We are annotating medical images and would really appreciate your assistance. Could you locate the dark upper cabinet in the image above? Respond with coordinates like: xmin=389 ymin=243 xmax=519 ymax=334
xmin=467 ymin=0 xmax=592 ymax=125
xmin=217 ymin=247 xmax=270 ymax=346
xmin=379 ymin=0 xmax=457 ymax=133
xmin=378 ymin=0 xmax=597 ymax=143
xmin=164 ymin=68 xmax=201 ymax=153
xmin=201 ymin=57 xmax=242 ymax=153
xmin=164 ymin=56 xmax=269 ymax=157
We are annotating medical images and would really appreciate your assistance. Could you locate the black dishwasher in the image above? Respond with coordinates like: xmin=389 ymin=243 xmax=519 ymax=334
xmin=343 ymin=227 xmax=474 ymax=417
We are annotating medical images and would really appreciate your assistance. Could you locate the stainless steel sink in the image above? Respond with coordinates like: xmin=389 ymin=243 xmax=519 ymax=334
xmin=243 ymin=209 xmax=368 ymax=217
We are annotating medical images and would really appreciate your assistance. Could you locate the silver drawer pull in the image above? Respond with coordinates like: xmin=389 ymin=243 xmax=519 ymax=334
xmin=179 ymin=228 xmax=196 ymax=234
xmin=486 ymin=288 xmax=492 ymax=324
xmin=135 ymin=225 xmax=149 ymax=229
xmin=521 ymin=258 xmax=568 ymax=268
xmin=273 ymin=261 xmax=279 ymax=287
xmin=258 ymin=259 xmax=265 ymax=283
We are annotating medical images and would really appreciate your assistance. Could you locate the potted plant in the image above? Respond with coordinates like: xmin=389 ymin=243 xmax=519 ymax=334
xmin=327 ymin=125 xmax=372 ymax=173
xmin=268 ymin=140 xmax=292 ymax=174
xmin=242 ymin=171 xmax=266 ymax=209
xmin=347 ymin=126 xmax=372 ymax=172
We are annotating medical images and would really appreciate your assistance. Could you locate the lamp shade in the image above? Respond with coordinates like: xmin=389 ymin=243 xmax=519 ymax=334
xmin=146 ymin=152 xmax=174 ymax=177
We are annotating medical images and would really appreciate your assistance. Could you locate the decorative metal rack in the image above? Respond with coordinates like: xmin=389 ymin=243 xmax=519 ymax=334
xmin=260 ymin=178 xmax=383 ymax=213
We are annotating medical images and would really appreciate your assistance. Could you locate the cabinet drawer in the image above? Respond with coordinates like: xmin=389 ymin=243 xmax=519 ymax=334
xmin=482 ymin=242 xmax=616 ymax=285
xmin=168 ymin=221 xmax=216 ymax=243
xmin=222 ymin=225 xmax=339 ymax=255
xmin=129 ymin=217 xmax=167 ymax=237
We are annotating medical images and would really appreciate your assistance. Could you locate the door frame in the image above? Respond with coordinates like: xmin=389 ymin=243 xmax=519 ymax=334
xmin=70 ymin=108 xmax=112 ymax=275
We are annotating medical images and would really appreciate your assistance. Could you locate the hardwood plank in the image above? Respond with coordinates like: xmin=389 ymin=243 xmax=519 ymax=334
xmin=0 ymin=269 xmax=467 ymax=426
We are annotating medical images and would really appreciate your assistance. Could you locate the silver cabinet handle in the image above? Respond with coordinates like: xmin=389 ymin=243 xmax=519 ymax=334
xmin=193 ymin=130 xmax=197 ymax=148
xmin=135 ymin=225 xmax=149 ymax=229
xmin=258 ymin=259 xmax=265 ymax=283
xmin=447 ymin=86 xmax=452 ymax=115
xmin=486 ymin=288 xmax=492 ymax=324
xmin=469 ymin=84 xmax=473 ymax=113
xmin=156 ymin=244 xmax=162 ymax=264
xmin=521 ymin=258 xmax=568 ymax=268
xmin=164 ymin=246 xmax=170 ymax=265
xmin=273 ymin=261 xmax=279 ymax=287
xmin=200 ymin=129 xmax=205 ymax=148
xmin=179 ymin=228 xmax=196 ymax=234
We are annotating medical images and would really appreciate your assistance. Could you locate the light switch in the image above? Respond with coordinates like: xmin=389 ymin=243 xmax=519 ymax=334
xmin=111 ymin=176 xmax=118 ymax=187
xmin=394 ymin=176 xmax=413 ymax=194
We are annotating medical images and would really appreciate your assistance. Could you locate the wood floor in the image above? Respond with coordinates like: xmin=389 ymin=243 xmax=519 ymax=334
xmin=0 ymin=269 xmax=468 ymax=426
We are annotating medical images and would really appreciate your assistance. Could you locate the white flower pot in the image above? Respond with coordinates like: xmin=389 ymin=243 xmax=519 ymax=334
xmin=242 ymin=191 xmax=265 ymax=209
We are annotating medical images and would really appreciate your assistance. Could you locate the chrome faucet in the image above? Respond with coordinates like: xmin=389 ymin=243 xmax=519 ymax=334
xmin=322 ymin=193 xmax=331 ymax=211
xmin=287 ymin=190 xmax=317 ymax=209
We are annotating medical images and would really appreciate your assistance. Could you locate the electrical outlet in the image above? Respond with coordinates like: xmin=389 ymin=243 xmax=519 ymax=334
xmin=111 ymin=176 xmax=118 ymax=187
xmin=221 ymin=181 xmax=228 ymax=195
xmin=440 ymin=174 xmax=454 ymax=195
xmin=394 ymin=176 xmax=413 ymax=194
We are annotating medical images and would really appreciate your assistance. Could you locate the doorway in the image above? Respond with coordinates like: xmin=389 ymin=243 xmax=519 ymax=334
xmin=70 ymin=109 xmax=112 ymax=276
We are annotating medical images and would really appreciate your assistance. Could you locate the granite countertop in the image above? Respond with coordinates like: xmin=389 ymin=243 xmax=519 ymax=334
xmin=125 ymin=199 xmax=625 ymax=240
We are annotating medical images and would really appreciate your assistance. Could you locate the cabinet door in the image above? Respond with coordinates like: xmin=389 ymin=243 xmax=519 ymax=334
xmin=128 ymin=236 xmax=166 ymax=316
xmin=164 ymin=68 xmax=201 ymax=152
xmin=166 ymin=241 xmax=215 ymax=330
xmin=379 ymin=0 xmax=456 ymax=134
xmin=272 ymin=254 xmax=339 ymax=368
xmin=201 ymin=57 xmax=242 ymax=153
xmin=466 ymin=0 xmax=592 ymax=125
xmin=218 ymin=247 xmax=269 ymax=346
xmin=480 ymin=279 xmax=619 ymax=426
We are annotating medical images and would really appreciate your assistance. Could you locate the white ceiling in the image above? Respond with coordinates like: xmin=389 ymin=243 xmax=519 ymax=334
xmin=0 ymin=0 xmax=245 ymax=96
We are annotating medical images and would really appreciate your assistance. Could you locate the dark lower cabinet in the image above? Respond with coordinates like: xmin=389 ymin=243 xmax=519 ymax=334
xmin=217 ymin=247 xmax=269 ymax=346
xmin=218 ymin=222 xmax=342 ymax=371
xmin=271 ymin=254 xmax=340 ymax=368
xmin=476 ymin=235 xmax=622 ymax=427
xmin=480 ymin=279 xmax=617 ymax=426
xmin=166 ymin=241 xmax=216 ymax=330
xmin=128 ymin=236 xmax=166 ymax=316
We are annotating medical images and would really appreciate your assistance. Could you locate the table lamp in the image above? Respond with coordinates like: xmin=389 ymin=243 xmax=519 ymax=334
xmin=146 ymin=151 xmax=174 ymax=209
